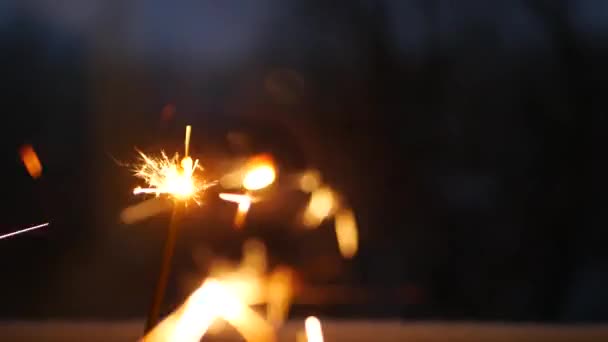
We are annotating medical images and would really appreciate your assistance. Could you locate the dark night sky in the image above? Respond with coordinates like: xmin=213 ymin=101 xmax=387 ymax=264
xmin=0 ymin=0 xmax=607 ymax=323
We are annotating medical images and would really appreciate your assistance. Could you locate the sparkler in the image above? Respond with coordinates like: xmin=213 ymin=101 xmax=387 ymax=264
xmin=142 ymin=125 xmax=213 ymax=333
xmin=0 ymin=222 xmax=49 ymax=241
xmin=130 ymin=124 xmax=358 ymax=339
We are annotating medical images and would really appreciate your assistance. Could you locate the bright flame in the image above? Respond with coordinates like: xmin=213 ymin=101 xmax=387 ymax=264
xmin=243 ymin=155 xmax=276 ymax=191
xmin=334 ymin=208 xmax=359 ymax=258
xmin=132 ymin=126 xmax=212 ymax=204
xmin=305 ymin=316 xmax=324 ymax=342
xmin=302 ymin=186 xmax=337 ymax=228
xmin=19 ymin=145 xmax=42 ymax=179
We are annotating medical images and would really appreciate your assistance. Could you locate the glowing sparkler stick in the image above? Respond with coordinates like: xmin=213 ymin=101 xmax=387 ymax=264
xmin=0 ymin=222 xmax=49 ymax=241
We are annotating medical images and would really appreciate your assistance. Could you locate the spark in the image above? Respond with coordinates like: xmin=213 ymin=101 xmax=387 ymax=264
xmin=19 ymin=145 xmax=42 ymax=179
xmin=0 ymin=222 xmax=49 ymax=241
xmin=305 ymin=316 xmax=324 ymax=342
xmin=132 ymin=126 xmax=213 ymax=204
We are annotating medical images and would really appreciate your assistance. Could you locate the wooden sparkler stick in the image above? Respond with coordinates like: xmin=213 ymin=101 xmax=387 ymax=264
xmin=144 ymin=205 xmax=182 ymax=333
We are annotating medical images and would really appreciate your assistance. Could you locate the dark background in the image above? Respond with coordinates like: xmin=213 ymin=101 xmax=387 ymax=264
xmin=0 ymin=0 xmax=607 ymax=323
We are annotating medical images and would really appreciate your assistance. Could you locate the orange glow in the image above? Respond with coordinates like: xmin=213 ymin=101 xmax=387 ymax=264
xmin=305 ymin=316 xmax=324 ymax=342
xmin=302 ymin=186 xmax=337 ymax=228
xmin=19 ymin=145 xmax=42 ymax=179
xmin=334 ymin=208 xmax=359 ymax=258
xmin=133 ymin=126 xmax=212 ymax=204
xmin=243 ymin=155 xmax=276 ymax=191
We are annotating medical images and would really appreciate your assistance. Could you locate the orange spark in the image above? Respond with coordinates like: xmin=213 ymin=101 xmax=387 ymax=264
xmin=19 ymin=145 xmax=42 ymax=179
xmin=305 ymin=316 xmax=324 ymax=342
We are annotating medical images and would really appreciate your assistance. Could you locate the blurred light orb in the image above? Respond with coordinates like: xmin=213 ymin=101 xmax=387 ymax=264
xmin=242 ymin=155 xmax=276 ymax=191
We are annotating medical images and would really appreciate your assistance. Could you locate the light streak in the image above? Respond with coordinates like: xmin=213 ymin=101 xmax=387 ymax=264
xmin=219 ymin=193 xmax=258 ymax=228
xmin=0 ymin=222 xmax=49 ymax=241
